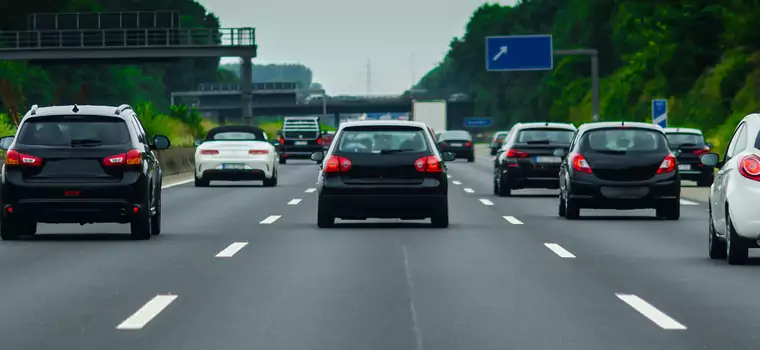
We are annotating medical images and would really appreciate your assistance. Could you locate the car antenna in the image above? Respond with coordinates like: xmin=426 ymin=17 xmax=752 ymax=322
xmin=72 ymin=104 xmax=79 ymax=113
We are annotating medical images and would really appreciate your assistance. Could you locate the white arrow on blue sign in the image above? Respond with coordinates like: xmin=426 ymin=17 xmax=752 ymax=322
xmin=485 ymin=35 xmax=553 ymax=71
xmin=651 ymin=99 xmax=667 ymax=128
xmin=464 ymin=117 xmax=493 ymax=128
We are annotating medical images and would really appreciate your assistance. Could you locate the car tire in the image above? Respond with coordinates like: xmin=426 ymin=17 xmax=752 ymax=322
xmin=431 ymin=201 xmax=449 ymax=228
xmin=130 ymin=200 xmax=152 ymax=240
xmin=564 ymin=196 xmax=580 ymax=219
xmin=492 ymin=177 xmax=498 ymax=195
xmin=279 ymin=157 xmax=287 ymax=164
xmin=263 ymin=167 xmax=278 ymax=187
xmin=497 ymin=172 xmax=511 ymax=197
xmin=0 ymin=216 xmax=35 ymax=240
xmin=558 ymin=192 xmax=566 ymax=217
xmin=656 ymin=200 xmax=680 ymax=220
xmin=697 ymin=173 xmax=714 ymax=187
xmin=490 ymin=150 xmax=497 ymax=156
xmin=151 ymin=184 xmax=162 ymax=236
xmin=194 ymin=176 xmax=209 ymax=187
xmin=726 ymin=210 xmax=748 ymax=265
xmin=467 ymin=156 xmax=475 ymax=163
xmin=317 ymin=202 xmax=335 ymax=228
xmin=708 ymin=206 xmax=727 ymax=259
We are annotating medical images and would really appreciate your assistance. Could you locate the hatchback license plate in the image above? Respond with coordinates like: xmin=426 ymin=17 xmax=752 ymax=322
xmin=450 ymin=143 xmax=463 ymax=147
xmin=295 ymin=141 xmax=307 ymax=145
xmin=535 ymin=156 xmax=561 ymax=163
xmin=222 ymin=164 xmax=246 ymax=170
xmin=678 ymin=164 xmax=690 ymax=171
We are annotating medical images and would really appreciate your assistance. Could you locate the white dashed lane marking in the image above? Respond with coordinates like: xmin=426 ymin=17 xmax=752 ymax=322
xmin=452 ymin=181 xmax=462 ymax=185
xmin=215 ymin=242 xmax=248 ymax=258
xmin=288 ymin=199 xmax=302 ymax=205
xmin=463 ymin=188 xmax=474 ymax=193
xmin=544 ymin=243 xmax=575 ymax=258
xmin=679 ymin=199 xmax=699 ymax=206
xmin=615 ymin=294 xmax=687 ymax=330
xmin=479 ymin=198 xmax=494 ymax=206
xmin=305 ymin=188 xmax=317 ymax=193
xmin=117 ymin=295 xmax=178 ymax=330
xmin=259 ymin=215 xmax=282 ymax=224
xmin=503 ymin=216 xmax=523 ymax=225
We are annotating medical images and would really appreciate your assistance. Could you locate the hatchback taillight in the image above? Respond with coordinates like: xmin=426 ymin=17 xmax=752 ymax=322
xmin=572 ymin=154 xmax=592 ymax=174
xmin=324 ymin=155 xmax=352 ymax=173
xmin=739 ymin=155 xmax=760 ymax=181
xmin=414 ymin=156 xmax=443 ymax=173
xmin=5 ymin=150 xmax=42 ymax=167
xmin=103 ymin=149 xmax=141 ymax=166
xmin=505 ymin=149 xmax=527 ymax=158
xmin=693 ymin=147 xmax=710 ymax=156
xmin=656 ymin=154 xmax=677 ymax=174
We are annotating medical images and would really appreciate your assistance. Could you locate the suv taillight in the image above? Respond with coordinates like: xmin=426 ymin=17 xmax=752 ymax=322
xmin=656 ymin=154 xmax=676 ymax=174
xmin=103 ymin=149 xmax=141 ymax=166
xmin=317 ymin=137 xmax=323 ymax=145
xmin=324 ymin=155 xmax=352 ymax=173
xmin=739 ymin=155 xmax=760 ymax=181
xmin=279 ymin=136 xmax=285 ymax=144
xmin=572 ymin=154 xmax=592 ymax=174
xmin=5 ymin=150 xmax=42 ymax=167
xmin=414 ymin=156 xmax=443 ymax=173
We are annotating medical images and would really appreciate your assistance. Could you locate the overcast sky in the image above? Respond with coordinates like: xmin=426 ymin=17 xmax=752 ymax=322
xmin=201 ymin=0 xmax=518 ymax=95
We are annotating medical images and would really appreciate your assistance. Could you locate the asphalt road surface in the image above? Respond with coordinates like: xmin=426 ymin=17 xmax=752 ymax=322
xmin=0 ymin=156 xmax=756 ymax=350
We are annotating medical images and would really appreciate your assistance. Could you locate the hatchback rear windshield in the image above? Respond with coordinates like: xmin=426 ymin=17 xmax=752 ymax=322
xmin=665 ymin=132 xmax=705 ymax=147
xmin=337 ymin=126 xmax=430 ymax=154
xmin=516 ymin=128 xmax=575 ymax=144
xmin=439 ymin=130 xmax=472 ymax=140
xmin=211 ymin=131 xmax=265 ymax=141
xmin=582 ymin=128 xmax=668 ymax=152
xmin=493 ymin=132 xmax=509 ymax=141
xmin=17 ymin=116 xmax=130 ymax=146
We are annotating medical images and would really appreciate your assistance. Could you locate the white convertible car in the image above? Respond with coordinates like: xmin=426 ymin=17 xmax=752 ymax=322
xmin=194 ymin=125 xmax=279 ymax=187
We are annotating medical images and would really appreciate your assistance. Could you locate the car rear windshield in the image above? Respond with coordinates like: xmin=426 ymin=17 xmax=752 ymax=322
xmin=337 ymin=126 xmax=430 ymax=154
xmin=494 ymin=133 xmax=508 ymax=141
xmin=582 ymin=128 xmax=668 ymax=152
xmin=439 ymin=130 xmax=471 ymax=140
xmin=211 ymin=131 xmax=264 ymax=141
xmin=665 ymin=132 xmax=705 ymax=147
xmin=516 ymin=128 xmax=575 ymax=144
xmin=17 ymin=115 xmax=130 ymax=146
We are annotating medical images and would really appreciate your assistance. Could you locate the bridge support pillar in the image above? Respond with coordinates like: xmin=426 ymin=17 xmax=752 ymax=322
xmin=241 ymin=55 xmax=253 ymax=124
xmin=334 ymin=112 xmax=340 ymax=128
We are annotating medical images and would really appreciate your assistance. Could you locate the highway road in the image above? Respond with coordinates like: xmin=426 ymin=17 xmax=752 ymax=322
xmin=0 ymin=155 xmax=756 ymax=350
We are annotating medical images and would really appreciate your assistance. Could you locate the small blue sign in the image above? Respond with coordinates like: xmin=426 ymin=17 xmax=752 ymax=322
xmin=464 ymin=117 xmax=493 ymax=128
xmin=485 ymin=35 xmax=553 ymax=71
xmin=651 ymin=99 xmax=667 ymax=128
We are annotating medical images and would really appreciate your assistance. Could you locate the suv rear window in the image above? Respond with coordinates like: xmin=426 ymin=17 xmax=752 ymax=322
xmin=337 ymin=126 xmax=430 ymax=154
xmin=516 ymin=128 xmax=575 ymax=144
xmin=17 ymin=115 xmax=130 ymax=146
xmin=582 ymin=128 xmax=667 ymax=152
xmin=665 ymin=132 xmax=705 ymax=147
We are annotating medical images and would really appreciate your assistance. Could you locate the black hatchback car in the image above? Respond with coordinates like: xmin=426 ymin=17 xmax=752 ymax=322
xmin=311 ymin=120 xmax=455 ymax=228
xmin=663 ymin=127 xmax=714 ymax=187
xmin=0 ymin=104 xmax=170 ymax=240
xmin=493 ymin=122 xmax=577 ymax=196
xmin=556 ymin=122 xmax=680 ymax=220
xmin=436 ymin=130 xmax=474 ymax=162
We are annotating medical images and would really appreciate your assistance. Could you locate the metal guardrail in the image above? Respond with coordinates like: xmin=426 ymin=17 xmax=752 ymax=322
xmin=198 ymin=82 xmax=299 ymax=91
xmin=0 ymin=27 xmax=255 ymax=49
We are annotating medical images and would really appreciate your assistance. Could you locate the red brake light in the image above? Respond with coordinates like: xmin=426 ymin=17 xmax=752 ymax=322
xmin=464 ymin=141 xmax=473 ymax=147
xmin=199 ymin=149 xmax=219 ymax=155
xmin=5 ymin=150 xmax=42 ymax=166
xmin=657 ymin=154 xmax=676 ymax=174
xmin=103 ymin=149 xmax=141 ymax=167
xmin=572 ymin=154 xmax=592 ymax=174
xmin=414 ymin=156 xmax=443 ymax=173
xmin=279 ymin=136 xmax=285 ymax=144
xmin=739 ymin=155 xmax=760 ymax=181
xmin=249 ymin=150 xmax=269 ymax=155
xmin=324 ymin=155 xmax=352 ymax=173
xmin=317 ymin=137 xmax=323 ymax=145
xmin=126 ymin=149 xmax=141 ymax=165
xmin=505 ymin=149 xmax=528 ymax=158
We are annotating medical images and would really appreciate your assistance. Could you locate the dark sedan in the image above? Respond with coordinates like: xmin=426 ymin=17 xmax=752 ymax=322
xmin=437 ymin=130 xmax=474 ymax=162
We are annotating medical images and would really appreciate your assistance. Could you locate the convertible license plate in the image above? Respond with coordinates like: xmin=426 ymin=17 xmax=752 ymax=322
xmin=222 ymin=163 xmax=246 ymax=170
xmin=535 ymin=156 xmax=561 ymax=163
xmin=678 ymin=164 xmax=690 ymax=171
xmin=294 ymin=141 xmax=308 ymax=145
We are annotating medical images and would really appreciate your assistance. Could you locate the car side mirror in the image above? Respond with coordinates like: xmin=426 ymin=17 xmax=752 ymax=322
xmin=552 ymin=148 xmax=566 ymax=157
xmin=0 ymin=136 xmax=13 ymax=151
xmin=700 ymin=152 xmax=721 ymax=167
xmin=310 ymin=151 xmax=324 ymax=162
xmin=194 ymin=139 xmax=202 ymax=147
xmin=706 ymin=142 xmax=713 ymax=148
xmin=442 ymin=152 xmax=456 ymax=162
xmin=271 ymin=140 xmax=280 ymax=146
xmin=490 ymin=142 xmax=500 ymax=149
xmin=153 ymin=135 xmax=171 ymax=150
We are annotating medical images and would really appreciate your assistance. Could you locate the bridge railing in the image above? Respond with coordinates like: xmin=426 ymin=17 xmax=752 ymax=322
xmin=198 ymin=82 xmax=299 ymax=91
xmin=0 ymin=27 xmax=255 ymax=49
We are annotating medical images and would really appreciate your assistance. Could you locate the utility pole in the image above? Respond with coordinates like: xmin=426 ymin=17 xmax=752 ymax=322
xmin=366 ymin=58 xmax=371 ymax=97
xmin=411 ymin=54 xmax=416 ymax=86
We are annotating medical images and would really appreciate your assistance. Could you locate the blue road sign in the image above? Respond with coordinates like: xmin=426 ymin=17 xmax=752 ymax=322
xmin=464 ymin=117 xmax=493 ymax=128
xmin=651 ymin=99 xmax=667 ymax=128
xmin=485 ymin=35 xmax=553 ymax=71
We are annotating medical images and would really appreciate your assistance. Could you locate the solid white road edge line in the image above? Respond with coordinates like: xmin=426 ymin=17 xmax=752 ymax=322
xmin=544 ymin=243 xmax=576 ymax=258
xmin=259 ymin=215 xmax=282 ymax=224
xmin=452 ymin=181 xmax=462 ymax=185
xmin=116 ymin=295 xmax=178 ymax=330
xmin=479 ymin=198 xmax=494 ymax=206
xmin=446 ymin=175 xmax=451 ymax=178
xmin=615 ymin=294 xmax=687 ymax=330
xmin=161 ymin=179 xmax=194 ymax=189
xmin=503 ymin=216 xmax=523 ymax=225
xmin=679 ymin=199 xmax=699 ymax=206
xmin=288 ymin=199 xmax=302 ymax=205
xmin=305 ymin=188 xmax=317 ymax=193
xmin=215 ymin=242 xmax=248 ymax=258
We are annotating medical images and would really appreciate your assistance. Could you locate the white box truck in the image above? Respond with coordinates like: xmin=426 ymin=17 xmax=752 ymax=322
xmin=412 ymin=100 xmax=447 ymax=135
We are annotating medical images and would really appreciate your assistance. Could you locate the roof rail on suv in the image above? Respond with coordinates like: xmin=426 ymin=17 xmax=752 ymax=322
xmin=115 ymin=104 xmax=133 ymax=115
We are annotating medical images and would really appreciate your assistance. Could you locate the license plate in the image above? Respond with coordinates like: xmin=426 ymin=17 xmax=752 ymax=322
xmin=450 ymin=143 xmax=463 ymax=147
xmin=222 ymin=164 xmax=246 ymax=170
xmin=535 ymin=156 xmax=561 ymax=163
xmin=678 ymin=164 xmax=690 ymax=171
xmin=295 ymin=141 xmax=307 ymax=145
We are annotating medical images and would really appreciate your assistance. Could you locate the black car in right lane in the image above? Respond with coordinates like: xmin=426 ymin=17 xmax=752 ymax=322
xmin=556 ymin=122 xmax=680 ymax=220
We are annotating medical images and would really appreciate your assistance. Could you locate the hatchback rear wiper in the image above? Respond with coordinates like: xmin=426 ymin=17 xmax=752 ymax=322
xmin=595 ymin=149 xmax=627 ymax=155
xmin=70 ymin=139 xmax=103 ymax=147
xmin=525 ymin=140 xmax=551 ymax=144
xmin=379 ymin=148 xmax=416 ymax=154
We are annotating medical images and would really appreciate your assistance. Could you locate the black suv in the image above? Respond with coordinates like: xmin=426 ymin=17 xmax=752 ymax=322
xmin=0 ymin=104 xmax=170 ymax=240
xmin=277 ymin=117 xmax=325 ymax=164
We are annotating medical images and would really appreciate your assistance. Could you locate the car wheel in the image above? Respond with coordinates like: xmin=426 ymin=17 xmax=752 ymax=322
xmin=431 ymin=201 xmax=449 ymax=228
xmin=726 ymin=210 xmax=748 ymax=265
xmin=263 ymin=167 xmax=278 ymax=187
xmin=492 ymin=177 xmax=498 ymax=195
xmin=656 ymin=200 xmax=680 ymax=220
xmin=194 ymin=176 xmax=209 ymax=187
xmin=490 ymin=150 xmax=497 ymax=156
xmin=317 ymin=201 xmax=335 ymax=228
xmin=497 ymin=172 xmax=511 ymax=197
xmin=467 ymin=156 xmax=474 ymax=163
xmin=279 ymin=157 xmax=287 ymax=164
xmin=558 ymin=192 xmax=566 ymax=217
xmin=130 ymin=200 xmax=152 ymax=240
xmin=697 ymin=173 xmax=714 ymax=187
xmin=564 ymin=196 xmax=580 ymax=219
xmin=151 ymin=185 xmax=162 ymax=236
xmin=0 ymin=216 xmax=34 ymax=240
xmin=708 ymin=206 xmax=727 ymax=259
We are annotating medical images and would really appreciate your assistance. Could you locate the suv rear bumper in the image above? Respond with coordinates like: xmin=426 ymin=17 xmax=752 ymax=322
xmin=278 ymin=145 xmax=324 ymax=159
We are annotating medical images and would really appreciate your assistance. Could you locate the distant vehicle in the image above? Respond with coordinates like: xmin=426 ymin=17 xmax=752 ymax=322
xmin=448 ymin=93 xmax=469 ymax=102
xmin=311 ymin=120 xmax=456 ymax=228
xmin=493 ymin=122 xmax=576 ymax=196
xmin=412 ymin=100 xmax=447 ymax=135
xmin=437 ymin=130 xmax=475 ymax=162
xmin=322 ymin=130 xmax=336 ymax=147
xmin=663 ymin=127 xmax=714 ymax=187
xmin=0 ymin=104 xmax=170 ymax=240
xmin=701 ymin=113 xmax=760 ymax=264
xmin=489 ymin=130 xmax=510 ymax=156
xmin=556 ymin=121 xmax=680 ymax=220
xmin=194 ymin=125 xmax=278 ymax=187
xmin=277 ymin=117 xmax=324 ymax=164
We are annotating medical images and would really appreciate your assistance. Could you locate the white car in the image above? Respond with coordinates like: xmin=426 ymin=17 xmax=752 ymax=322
xmin=194 ymin=125 xmax=279 ymax=187
xmin=702 ymin=113 xmax=760 ymax=264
